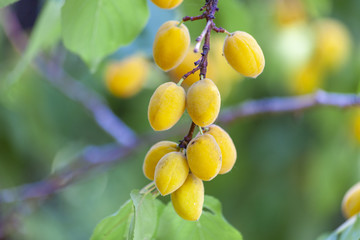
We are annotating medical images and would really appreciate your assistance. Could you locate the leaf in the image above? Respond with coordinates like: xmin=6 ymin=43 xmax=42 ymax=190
xmin=156 ymin=195 xmax=243 ymax=240
xmin=0 ymin=0 xmax=19 ymax=8
xmin=130 ymin=190 xmax=163 ymax=240
xmin=90 ymin=200 xmax=134 ymax=240
xmin=7 ymin=0 xmax=62 ymax=84
xmin=61 ymin=0 xmax=149 ymax=71
xmin=319 ymin=214 xmax=360 ymax=240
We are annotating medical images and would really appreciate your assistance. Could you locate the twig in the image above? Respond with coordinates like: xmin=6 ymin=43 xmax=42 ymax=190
xmin=219 ymin=90 xmax=360 ymax=123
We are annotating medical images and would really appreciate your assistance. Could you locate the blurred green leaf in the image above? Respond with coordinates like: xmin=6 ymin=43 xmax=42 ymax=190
xmin=90 ymin=200 xmax=134 ymax=240
xmin=156 ymin=195 xmax=243 ymax=240
xmin=319 ymin=215 xmax=360 ymax=240
xmin=61 ymin=0 xmax=149 ymax=71
xmin=0 ymin=0 xmax=19 ymax=8
xmin=130 ymin=190 xmax=162 ymax=240
xmin=7 ymin=0 xmax=62 ymax=84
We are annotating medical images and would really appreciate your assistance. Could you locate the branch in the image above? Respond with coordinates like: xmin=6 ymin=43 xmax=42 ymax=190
xmin=219 ymin=90 xmax=360 ymax=123
xmin=0 ymin=8 xmax=137 ymax=147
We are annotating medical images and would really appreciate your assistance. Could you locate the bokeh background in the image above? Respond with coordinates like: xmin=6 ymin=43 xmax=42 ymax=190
xmin=1 ymin=0 xmax=360 ymax=239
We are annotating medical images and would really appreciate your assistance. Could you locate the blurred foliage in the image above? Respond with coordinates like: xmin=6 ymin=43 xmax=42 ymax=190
xmin=1 ymin=0 xmax=360 ymax=239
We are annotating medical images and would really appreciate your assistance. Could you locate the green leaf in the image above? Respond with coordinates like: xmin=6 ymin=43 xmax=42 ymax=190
xmin=319 ymin=214 xmax=360 ymax=240
xmin=61 ymin=0 xmax=149 ymax=71
xmin=90 ymin=200 xmax=134 ymax=240
xmin=156 ymin=195 xmax=243 ymax=240
xmin=130 ymin=190 xmax=162 ymax=240
xmin=0 ymin=0 xmax=19 ymax=8
xmin=7 ymin=0 xmax=62 ymax=84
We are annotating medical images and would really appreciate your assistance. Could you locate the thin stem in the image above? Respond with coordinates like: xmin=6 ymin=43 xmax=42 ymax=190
xmin=179 ymin=122 xmax=197 ymax=148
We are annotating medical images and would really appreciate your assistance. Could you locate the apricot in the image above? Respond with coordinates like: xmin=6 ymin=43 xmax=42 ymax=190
xmin=148 ymin=82 xmax=186 ymax=131
xmin=153 ymin=21 xmax=190 ymax=71
xmin=223 ymin=31 xmax=265 ymax=78
xmin=186 ymin=78 xmax=221 ymax=127
xmin=151 ymin=0 xmax=183 ymax=9
xmin=206 ymin=125 xmax=237 ymax=174
xmin=186 ymin=134 xmax=222 ymax=181
xmin=154 ymin=152 xmax=189 ymax=196
xmin=171 ymin=173 xmax=204 ymax=221
xmin=143 ymin=141 xmax=179 ymax=180
xmin=105 ymin=55 xmax=149 ymax=98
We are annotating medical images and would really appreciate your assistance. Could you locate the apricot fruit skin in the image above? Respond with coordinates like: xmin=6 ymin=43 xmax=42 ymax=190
xmin=150 ymin=0 xmax=183 ymax=9
xmin=105 ymin=55 xmax=149 ymax=98
xmin=143 ymin=141 xmax=179 ymax=180
xmin=223 ymin=31 xmax=265 ymax=78
xmin=148 ymin=82 xmax=186 ymax=131
xmin=206 ymin=125 xmax=237 ymax=174
xmin=186 ymin=78 xmax=221 ymax=127
xmin=154 ymin=152 xmax=189 ymax=196
xmin=171 ymin=173 xmax=204 ymax=221
xmin=342 ymin=182 xmax=360 ymax=219
xmin=186 ymin=134 xmax=222 ymax=181
xmin=153 ymin=21 xmax=190 ymax=71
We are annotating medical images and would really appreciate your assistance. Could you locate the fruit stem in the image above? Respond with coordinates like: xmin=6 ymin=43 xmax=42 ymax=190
xmin=198 ymin=126 xmax=204 ymax=135
xmin=177 ymin=78 xmax=185 ymax=86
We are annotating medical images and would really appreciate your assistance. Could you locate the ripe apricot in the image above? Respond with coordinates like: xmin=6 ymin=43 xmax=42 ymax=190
xmin=148 ymin=82 xmax=186 ymax=131
xmin=186 ymin=134 xmax=222 ymax=181
xmin=143 ymin=141 xmax=179 ymax=180
xmin=342 ymin=182 xmax=360 ymax=219
xmin=154 ymin=152 xmax=189 ymax=196
xmin=153 ymin=21 xmax=190 ymax=71
xmin=206 ymin=125 xmax=237 ymax=174
xmin=105 ymin=55 xmax=149 ymax=98
xmin=186 ymin=78 xmax=221 ymax=127
xmin=223 ymin=31 xmax=265 ymax=78
xmin=171 ymin=173 xmax=204 ymax=221
xmin=151 ymin=0 xmax=183 ymax=9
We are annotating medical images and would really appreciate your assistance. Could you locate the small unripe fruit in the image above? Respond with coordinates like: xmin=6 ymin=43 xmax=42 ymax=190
xmin=186 ymin=78 xmax=221 ymax=127
xmin=154 ymin=152 xmax=189 ymax=196
xmin=153 ymin=21 xmax=190 ymax=71
xmin=105 ymin=55 xmax=149 ymax=98
xmin=223 ymin=31 xmax=265 ymax=78
xmin=148 ymin=82 xmax=186 ymax=131
xmin=171 ymin=173 xmax=204 ymax=221
xmin=186 ymin=134 xmax=222 ymax=181
xmin=342 ymin=182 xmax=360 ymax=219
xmin=151 ymin=0 xmax=183 ymax=9
xmin=206 ymin=125 xmax=237 ymax=174
xmin=143 ymin=141 xmax=179 ymax=180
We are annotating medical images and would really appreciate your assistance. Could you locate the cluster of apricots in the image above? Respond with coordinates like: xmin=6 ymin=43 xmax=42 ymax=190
xmin=142 ymin=0 xmax=265 ymax=221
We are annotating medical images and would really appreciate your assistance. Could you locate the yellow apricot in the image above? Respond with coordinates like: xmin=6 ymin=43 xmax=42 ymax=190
xmin=223 ymin=31 xmax=265 ymax=78
xmin=154 ymin=152 xmax=189 ymax=196
xmin=186 ymin=134 xmax=222 ymax=181
xmin=186 ymin=78 xmax=221 ymax=127
xmin=209 ymin=37 xmax=241 ymax=98
xmin=153 ymin=21 xmax=190 ymax=71
xmin=342 ymin=182 xmax=360 ymax=219
xmin=169 ymin=48 xmax=216 ymax=88
xmin=206 ymin=125 xmax=237 ymax=174
xmin=313 ymin=19 xmax=351 ymax=70
xmin=171 ymin=173 xmax=204 ymax=221
xmin=148 ymin=82 xmax=186 ymax=131
xmin=274 ymin=0 xmax=306 ymax=27
xmin=105 ymin=55 xmax=149 ymax=98
xmin=352 ymin=112 xmax=360 ymax=144
xmin=143 ymin=141 xmax=179 ymax=180
xmin=151 ymin=0 xmax=183 ymax=9
xmin=291 ymin=60 xmax=324 ymax=95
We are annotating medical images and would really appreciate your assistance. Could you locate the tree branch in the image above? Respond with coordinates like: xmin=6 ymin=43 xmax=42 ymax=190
xmin=219 ymin=90 xmax=360 ymax=123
